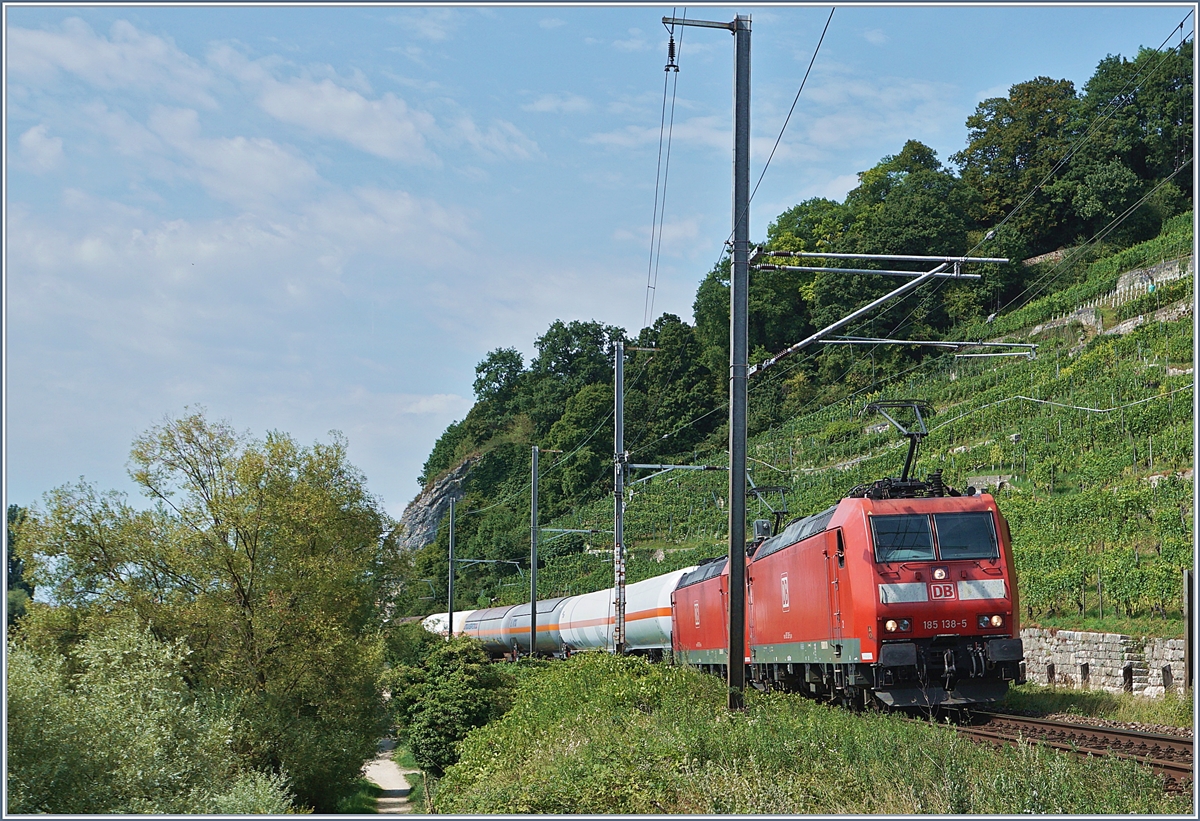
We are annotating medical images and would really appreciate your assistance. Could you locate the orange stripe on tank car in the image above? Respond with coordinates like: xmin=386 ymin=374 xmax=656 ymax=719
xmin=560 ymin=606 xmax=672 ymax=630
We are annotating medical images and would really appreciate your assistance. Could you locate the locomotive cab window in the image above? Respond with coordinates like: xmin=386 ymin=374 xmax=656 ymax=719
xmin=933 ymin=512 xmax=999 ymax=560
xmin=871 ymin=514 xmax=935 ymax=562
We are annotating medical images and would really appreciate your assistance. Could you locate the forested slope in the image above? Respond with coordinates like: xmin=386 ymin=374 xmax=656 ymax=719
xmin=393 ymin=42 xmax=1193 ymax=623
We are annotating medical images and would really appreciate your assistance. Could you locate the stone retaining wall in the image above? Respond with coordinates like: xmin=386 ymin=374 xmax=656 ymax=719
xmin=1020 ymin=627 xmax=1187 ymax=697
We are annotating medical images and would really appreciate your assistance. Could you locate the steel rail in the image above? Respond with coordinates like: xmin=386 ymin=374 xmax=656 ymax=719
xmin=953 ymin=711 xmax=1193 ymax=791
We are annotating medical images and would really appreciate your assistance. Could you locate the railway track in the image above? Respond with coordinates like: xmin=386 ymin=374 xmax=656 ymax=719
xmin=952 ymin=711 xmax=1193 ymax=792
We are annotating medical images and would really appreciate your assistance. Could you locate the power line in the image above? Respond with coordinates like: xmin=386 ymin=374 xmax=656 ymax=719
xmin=749 ymin=7 xmax=834 ymax=209
xmin=644 ymin=8 xmax=686 ymax=329
xmin=928 ymin=384 xmax=1193 ymax=434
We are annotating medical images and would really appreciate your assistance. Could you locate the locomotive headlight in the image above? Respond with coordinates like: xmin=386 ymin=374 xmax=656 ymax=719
xmin=885 ymin=619 xmax=899 ymax=632
xmin=898 ymin=618 xmax=911 ymax=632
xmin=978 ymin=615 xmax=989 ymax=628
xmin=933 ymin=567 xmax=948 ymax=580
xmin=990 ymin=614 xmax=1004 ymax=628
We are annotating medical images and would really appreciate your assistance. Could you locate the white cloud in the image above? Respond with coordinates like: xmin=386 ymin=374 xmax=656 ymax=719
xmin=587 ymin=115 xmax=728 ymax=151
xmin=258 ymin=77 xmax=439 ymax=163
xmin=612 ymin=217 xmax=701 ymax=254
xmin=522 ymin=93 xmax=592 ymax=113
xmin=539 ymin=18 xmax=566 ymax=30
xmin=392 ymin=8 xmax=460 ymax=42
xmin=797 ymin=69 xmax=959 ymax=154
xmin=7 ymin=18 xmax=215 ymax=106
xmin=210 ymin=44 xmax=535 ymax=164
xmin=613 ymin=28 xmax=650 ymax=52
xmin=84 ymin=102 xmax=165 ymax=156
xmin=17 ymin=125 xmax=64 ymax=172
xmin=864 ymin=29 xmax=888 ymax=46
xmin=450 ymin=117 xmax=538 ymax=160
xmin=816 ymin=173 xmax=861 ymax=202
xmin=974 ymin=83 xmax=1011 ymax=103
xmin=146 ymin=106 xmax=319 ymax=209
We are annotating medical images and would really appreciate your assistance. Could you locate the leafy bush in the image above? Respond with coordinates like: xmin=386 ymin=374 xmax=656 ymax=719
xmin=389 ymin=637 xmax=515 ymax=775
xmin=822 ymin=418 xmax=862 ymax=444
xmin=6 ymin=620 xmax=296 ymax=814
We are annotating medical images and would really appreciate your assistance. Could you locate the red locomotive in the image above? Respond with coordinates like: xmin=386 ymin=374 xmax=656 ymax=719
xmin=673 ymin=401 xmax=1025 ymax=707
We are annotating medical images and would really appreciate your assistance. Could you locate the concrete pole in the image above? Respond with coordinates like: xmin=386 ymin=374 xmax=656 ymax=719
xmin=530 ymin=445 xmax=539 ymax=658
xmin=727 ymin=13 xmax=751 ymax=711
xmin=614 ymin=340 xmax=627 ymax=654
xmin=447 ymin=497 xmax=455 ymax=641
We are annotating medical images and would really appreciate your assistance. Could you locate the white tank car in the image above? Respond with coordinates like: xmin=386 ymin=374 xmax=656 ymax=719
xmin=558 ymin=567 xmax=696 ymax=653
xmin=503 ymin=597 xmax=569 ymax=655
xmin=455 ymin=598 xmax=570 ymax=656
xmin=421 ymin=609 xmax=478 ymax=638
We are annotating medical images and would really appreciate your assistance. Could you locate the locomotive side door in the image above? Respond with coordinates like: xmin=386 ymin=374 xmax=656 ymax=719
xmin=824 ymin=529 xmax=844 ymax=647
xmin=746 ymin=570 xmax=756 ymax=649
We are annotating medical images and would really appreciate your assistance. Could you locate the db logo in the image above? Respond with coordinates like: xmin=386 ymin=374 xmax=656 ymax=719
xmin=929 ymin=582 xmax=957 ymax=600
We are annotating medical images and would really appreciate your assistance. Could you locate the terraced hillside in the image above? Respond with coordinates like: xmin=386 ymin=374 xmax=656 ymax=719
xmin=531 ymin=218 xmax=1195 ymax=625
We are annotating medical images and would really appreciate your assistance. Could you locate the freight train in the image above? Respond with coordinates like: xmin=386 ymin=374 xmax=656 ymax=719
xmin=423 ymin=405 xmax=1026 ymax=708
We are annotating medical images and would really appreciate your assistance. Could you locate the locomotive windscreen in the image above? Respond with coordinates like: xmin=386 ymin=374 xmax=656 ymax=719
xmin=871 ymin=512 xmax=1000 ymax=562
xmin=871 ymin=514 xmax=934 ymax=562
xmin=933 ymin=512 xmax=999 ymax=560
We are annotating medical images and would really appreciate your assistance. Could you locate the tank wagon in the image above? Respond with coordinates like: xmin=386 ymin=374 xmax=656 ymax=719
xmin=424 ymin=404 xmax=1025 ymax=708
xmin=425 ymin=569 xmax=693 ymax=658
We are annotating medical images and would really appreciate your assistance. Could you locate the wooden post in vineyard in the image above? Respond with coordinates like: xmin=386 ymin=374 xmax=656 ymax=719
xmin=1185 ymin=569 xmax=1193 ymax=691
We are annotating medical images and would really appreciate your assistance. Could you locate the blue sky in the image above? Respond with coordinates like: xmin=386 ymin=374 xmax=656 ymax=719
xmin=4 ymin=2 xmax=1193 ymax=518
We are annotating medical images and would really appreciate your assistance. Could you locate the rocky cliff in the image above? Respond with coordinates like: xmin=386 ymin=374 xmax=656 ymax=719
xmin=395 ymin=457 xmax=477 ymax=551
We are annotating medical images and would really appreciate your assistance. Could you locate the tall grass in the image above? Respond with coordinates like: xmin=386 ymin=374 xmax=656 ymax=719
xmin=334 ymin=778 xmax=381 ymax=813
xmin=1001 ymin=683 xmax=1194 ymax=728
xmin=435 ymin=654 xmax=1189 ymax=814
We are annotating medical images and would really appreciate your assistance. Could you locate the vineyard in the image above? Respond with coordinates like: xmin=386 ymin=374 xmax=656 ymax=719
xmin=525 ymin=218 xmax=1194 ymax=624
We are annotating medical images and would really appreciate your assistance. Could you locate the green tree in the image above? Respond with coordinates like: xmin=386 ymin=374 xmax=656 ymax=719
xmin=626 ymin=314 xmax=721 ymax=459
xmin=1078 ymin=42 xmax=1193 ymax=196
xmin=545 ymin=382 xmax=615 ymax=512
xmin=419 ymin=418 xmax=470 ymax=487
xmin=524 ymin=319 xmax=624 ymax=437
xmin=953 ymin=77 xmax=1081 ymax=252
xmin=7 ymin=504 xmax=33 ymax=625
xmin=474 ymin=347 xmax=526 ymax=408
xmin=810 ymin=142 xmax=976 ymax=350
xmin=18 ymin=409 xmax=390 ymax=812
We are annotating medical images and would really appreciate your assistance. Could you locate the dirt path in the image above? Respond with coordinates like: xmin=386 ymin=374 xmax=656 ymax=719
xmin=363 ymin=739 xmax=422 ymax=814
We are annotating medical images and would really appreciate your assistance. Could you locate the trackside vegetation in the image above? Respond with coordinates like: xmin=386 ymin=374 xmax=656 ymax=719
xmin=1000 ymin=682 xmax=1193 ymax=728
xmin=432 ymin=654 xmax=1189 ymax=814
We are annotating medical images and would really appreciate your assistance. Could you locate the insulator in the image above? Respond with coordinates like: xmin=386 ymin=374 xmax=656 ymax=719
xmin=665 ymin=35 xmax=678 ymax=72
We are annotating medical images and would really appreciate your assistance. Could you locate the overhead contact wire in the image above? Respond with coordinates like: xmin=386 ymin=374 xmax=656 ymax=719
xmin=644 ymin=8 xmax=686 ymax=329
xmin=647 ymin=24 xmax=683 ymax=327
